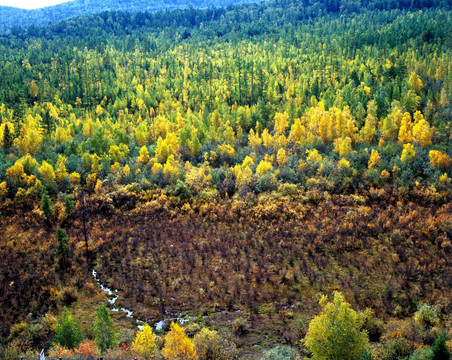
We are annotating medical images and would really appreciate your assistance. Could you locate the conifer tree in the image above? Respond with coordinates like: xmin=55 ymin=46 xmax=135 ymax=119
xmin=41 ymin=191 xmax=53 ymax=223
xmin=56 ymin=227 xmax=70 ymax=268
xmin=2 ymin=121 xmax=12 ymax=149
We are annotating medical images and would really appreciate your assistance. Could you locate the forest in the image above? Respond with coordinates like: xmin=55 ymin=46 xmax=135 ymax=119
xmin=0 ymin=0 xmax=260 ymax=34
xmin=0 ymin=0 xmax=451 ymax=358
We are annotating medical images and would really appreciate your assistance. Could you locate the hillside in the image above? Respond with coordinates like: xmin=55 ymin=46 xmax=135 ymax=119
xmin=0 ymin=0 xmax=451 ymax=358
xmin=1 ymin=189 xmax=451 ymax=359
xmin=0 ymin=0 xmax=260 ymax=33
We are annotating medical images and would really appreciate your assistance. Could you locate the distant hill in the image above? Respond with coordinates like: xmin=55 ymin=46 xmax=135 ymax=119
xmin=0 ymin=0 xmax=260 ymax=33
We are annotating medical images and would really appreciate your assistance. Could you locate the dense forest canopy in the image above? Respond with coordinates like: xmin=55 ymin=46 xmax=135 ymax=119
xmin=0 ymin=0 xmax=451 ymax=359
xmin=0 ymin=0 xmax=450 ymax=200
xmin=0 ymin=0 xmax=262 ymax=34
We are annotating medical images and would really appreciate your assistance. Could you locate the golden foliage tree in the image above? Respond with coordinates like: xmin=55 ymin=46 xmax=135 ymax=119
xmin=398 ymin=112 xmax=413 ymax=144
xmin=15 ymin=116 xmax=43 ymax=155
xmin=409 ymin=72 xmax=423 ymax=93
xmin=289 ymin=118 xmax=306 ymax=145
xmin=401 ymin=143 xmax=415 ymax=162
xmin=368 ymin=149 xmax=381 ymax=169
xmin=429 ymin=150 xmax=451 ymax=169
xmin=359 ymin=100 xmax=377 ymax=144
xmin=162 ymin=322 xmax=198 ymax=360
xmin=6 ymin=162 xmax=25 ymax=181
xmin=304 ymin=292 xmax=369 ymax=360
xmin=412 ymin=112 xmax=432 ymax=149
xmin=277 ymin=148 xmax=289 ymax=166
xmin=137 ymin=146 xmax=150 ymax=164
xmin=55 ymin=156 xmax=69 ymax=183
xmin=39 ymin=161 xmax=56 ymax=182
xmin=256 ymin=157 xmax=273 ymax=175
xmin=306 ymin=149 xmax=322 ymax=162
xmin=131 ymin=324 xmax=156 ymax=360
xmin=248 ymin=129 xmax=262 ymax=151
xmin=333 ymin=137 xmax=352 ymax=157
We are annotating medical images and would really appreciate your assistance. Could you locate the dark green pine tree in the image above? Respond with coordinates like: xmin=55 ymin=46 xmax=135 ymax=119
xmin=41 ymin=191 xmax=53 ymax=223
xmin=2 ymin=121 xmax=12 ymax=150
xmin=40 ymin=108 xmax=54 ymax=136
xmin=431 ymin=333 xmax=451 ymax=360
xmin=56 ymin=227 xmax=70 ymax=268
xmin=13 ymin=90 xmax=27 ymax=136
xmin=63 ymin=195 xmax=74 ymax=217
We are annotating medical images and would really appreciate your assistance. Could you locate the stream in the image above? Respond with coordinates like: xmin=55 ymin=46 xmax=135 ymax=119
xmin=91 ymin=269 xmax=196 ymax=331
xmin=92 ymin=269 xmax=145 ymax=329
xmin=91 ymin=269 xmax=287 ymax=332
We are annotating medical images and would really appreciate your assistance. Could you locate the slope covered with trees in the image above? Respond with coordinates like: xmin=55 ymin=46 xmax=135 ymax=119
xmin=0 ymin=0 xmax=261 ymax=34
xmin=0 ymin=0 xmax=450 ymax=202
xmin=0 ymin=0 xmax=451 ymax=358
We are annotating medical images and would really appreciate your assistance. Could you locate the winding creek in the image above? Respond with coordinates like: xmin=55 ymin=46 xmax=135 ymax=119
xmin=91 ymin=269 xmax=193 ymax=331
xmin=91 ymin=269 xmax=287 ymax=333
xmin=91 ymin=269 xmax=145 ymax=329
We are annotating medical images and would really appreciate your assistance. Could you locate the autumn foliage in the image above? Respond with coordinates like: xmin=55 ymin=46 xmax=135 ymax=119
xmin=0 ymin=0 xmax=450 ymax=358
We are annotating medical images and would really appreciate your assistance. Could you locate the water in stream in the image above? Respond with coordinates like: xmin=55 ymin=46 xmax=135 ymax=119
xmin=91 ymin=269 xmax=145 ymax=328
xmin=91 ymin=269 xmax=194 ymax=331
xmin=91 ymin=269 xmax=277 ymax=332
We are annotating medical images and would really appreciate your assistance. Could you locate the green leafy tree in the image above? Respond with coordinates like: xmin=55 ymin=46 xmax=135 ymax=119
xmin=260 ymin=345 xmax=298 ymax=360
xmin=53 ymin=307 xmax=83 ymax=349
xmin=414 ymin=303 xmax=440 ymax=328
xmin=304 ymin=292 xmax=369 ymax=360
xmin=193 ymin=327 xmax=237 ymax=360
xmin=94 ymin=305 xmax=118 ymax=354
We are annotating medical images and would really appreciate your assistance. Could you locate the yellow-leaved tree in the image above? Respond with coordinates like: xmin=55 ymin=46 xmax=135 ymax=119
xmin=39 ymin=160 xmax=56 ymax=182
xmin=304 ymin=292 xmax=369 ymax=360
xmin=248 ymin=129 xmax=262 ymax=152
xmin=412 ymin=112 xmax=432 ymax=149
xmin=409 ymin=72 xmax=423 ymax=93
xmin=368 ymin=149 xmax=381 ymax=169
xmin=0 ymin=181 xmax=7 ymax=199
xmin=137 ymin=146 xmax=150 ymax=164
xmin=359 ymin=100 xmax=377 ymax=144
xmin=429 ymin=150 xmax=451 ymax=169
xmin=15 ymin=116 xmax=43 ymax=155
xmin=256 ymin=156 xmax=273 ymax=175
xmin=6 ymin=162 xmax=25 ymax=181
xmin=162 ymin=322 xmax=198 ymax=360
xmin=277 ymin=148 xmax=289 ymax=166
xmin=398 ymin=112 xmax=413 ymax=144
xmin=289 ymin=118 xmax=306 ymax=146
xmin=131 ymin=324 xmax=156 ymax=360
xmin=333 ymin=137 xmax=352 ymax=157
xmin=400 ymin=143 xmax=415 ymax=162
xmin=55 ymin=156 xmax=69 ymax=183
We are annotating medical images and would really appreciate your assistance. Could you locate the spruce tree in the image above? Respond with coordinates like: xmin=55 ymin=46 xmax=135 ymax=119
xmin=56 ymin=227 xmax=70 ymax=268
xmin=41 ymin=191 xmax=53 ymax=223
xmin=2 ymin=122 xmax=12 ymax=149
